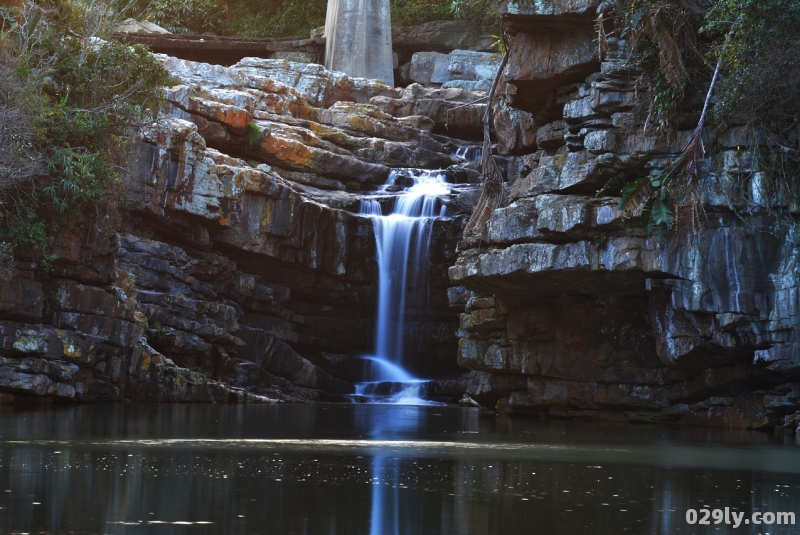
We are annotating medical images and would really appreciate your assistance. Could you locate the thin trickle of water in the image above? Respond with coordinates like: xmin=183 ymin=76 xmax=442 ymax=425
xmin=455 ymin=146 xmax=482 ymax=163
xmin=357 ymin=168 xmax=451 ymax=404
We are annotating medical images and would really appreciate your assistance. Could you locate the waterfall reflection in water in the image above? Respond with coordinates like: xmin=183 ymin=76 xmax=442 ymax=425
xmin=2 ymin=405 xmax=799 ymax=535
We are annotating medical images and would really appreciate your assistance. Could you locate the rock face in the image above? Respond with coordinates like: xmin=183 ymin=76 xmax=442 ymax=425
xmin=449 ymin=2 xmax=800 ymax=430
xmin=407 ymin=50 xmax=503 ymax=92
xmin=392 ymin=21 xmax=496 ymax=55
xmin=393 ymin=21 xmax=498 ymax=87
xmin=0 ymin=55 xmax=475 ymax=405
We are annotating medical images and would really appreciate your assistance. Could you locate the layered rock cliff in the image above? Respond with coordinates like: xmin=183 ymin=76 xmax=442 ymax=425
xmin=2 ymin=4 xmax=798 ymax=433
xmin=449 ymin=0 xmax=800 ymax=430
xmin=0 ymin=55 xmax=483 ymax=404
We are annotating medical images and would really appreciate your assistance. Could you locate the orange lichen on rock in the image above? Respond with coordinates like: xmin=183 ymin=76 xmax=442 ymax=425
xmin=187 ymin=98 xmax=251 ymax=133
xmin=259 ymin=133 xmax=315 ymax=167
xmin=252 ymin=79 xmax=312 ymax=120
xmin=218 ymin=106 xmax=250 ymax=130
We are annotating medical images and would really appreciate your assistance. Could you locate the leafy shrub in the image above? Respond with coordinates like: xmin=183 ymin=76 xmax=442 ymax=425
xmin=392 ymin=0 xmax=497 ymax=27
xmin=619 ymin=0 xmax=709 ymax=134
xmin=391 ymin=0 xmax=453 ymax=25
xmin=226 ymin=0 xmax=327 ymax=38
xmin=142 ymin=0 xmax=225 ymax=35
xmin=615 ymin=0 xmax=800 ymax=237
xmin=0 ymin=54 xmax=46 ymax=193
xmin=0 ymin=1 xmax=170 ymax=269
xmin=223 ymin=0 xmax=497 ymax=38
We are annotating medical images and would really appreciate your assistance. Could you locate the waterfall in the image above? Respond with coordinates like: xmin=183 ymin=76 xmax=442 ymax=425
xmin=455 ymin=145 xmax=482 ymax=162
xmin=357 ymin=169 xmax=450 ymax=403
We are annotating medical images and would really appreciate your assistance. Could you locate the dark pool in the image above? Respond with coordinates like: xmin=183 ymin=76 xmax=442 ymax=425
xmin=0 ymin=404 xmax=798 ymax=534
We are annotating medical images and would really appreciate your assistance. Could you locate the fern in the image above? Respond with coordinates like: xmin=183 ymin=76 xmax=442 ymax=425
xmin=619 ymin=176 xmax=655 ymax=217
xmin=245 ymin=122 xmax=262 ymax=154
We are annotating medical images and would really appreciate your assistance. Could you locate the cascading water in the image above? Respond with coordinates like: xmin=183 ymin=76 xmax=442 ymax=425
xmin=356 ymin=168 xmax=450 ymax=404
xmin=455 ymin=145 xmax=482 ymax=162
xmin=358 ymin=153 xmax=471 ymax=533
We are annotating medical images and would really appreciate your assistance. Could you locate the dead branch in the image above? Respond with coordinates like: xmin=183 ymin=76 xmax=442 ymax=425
xmin=463 ymin=48 xmax=509 ymax=236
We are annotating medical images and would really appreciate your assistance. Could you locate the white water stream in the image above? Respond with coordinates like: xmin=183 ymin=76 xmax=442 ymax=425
xmin=356 ymin=169 xmax=450 ymax=404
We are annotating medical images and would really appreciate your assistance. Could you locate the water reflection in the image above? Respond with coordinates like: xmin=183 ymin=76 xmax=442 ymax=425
xmin=363 ymin=405 xmax=444 ymax=535
xmin=0 ymin=404 xmax=798 ymax=534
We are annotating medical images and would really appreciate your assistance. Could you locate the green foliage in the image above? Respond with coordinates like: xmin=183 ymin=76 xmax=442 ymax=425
xmin=49 ymin=38 xmax=170 ymax=112
xmin=391 ymin=0 xmax=452 ymax=25
xmin=392 ymin=0 xmax=497 ymax=27
xmin=490 ymin=33 xmax=506 ymax=54
xmin=619 ymin=173 xmax=675 ymax=239
xmin=702 ymin=0 xmax=800 ymax=181
xmin=4 ymin=207 xmax=55 ymax=270
xmin=618 ymin=131 xmax=706 ymax=238
xmin=220 ymin=0 xmax=497 ymax=38
xmin=142 ymin=0 xmax=225 ymax=35
xmin=618 ymin=0 xmax=800 ymax=136
xmin=42 ymin=148 xmax=115 ymax=214
xmin=619 ymin=0 xmax=709 ymax=133
xmin=7 ymin=210 xmax=49 ymax=251
xmin=615 ymin=0 xmax=800 ymax=237
xmin=245 ymin=122 xmax=262 ymax=154
xmin=0 ymin=1 xmax=170 ymax=270
xmin=227 ymin=0 xmax=327 ymax=38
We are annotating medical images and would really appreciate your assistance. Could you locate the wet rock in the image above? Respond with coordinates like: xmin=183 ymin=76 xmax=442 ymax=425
xmin=409 ymin=50 xmax=503 ymax=89
xmin=370 ymin=84 xmax=487 ymax=135
xmin=126 ymin=341 xmax=277 ymax=403
xmin=4 ymin=324 xmax=101 ymax=366
xmin=0 ymin=268 xmax=43 ymax=321
xmin=466 ymin=371 xmax=528 ymax=407
xmin=503 ymin=25 xmax=598 ymax=113
xmin=421 ymin=376 xmax=471 ymax=403
xmin=494 ymin=99 xmax=537 ymax=155
xmin=448 ymin=3 xmax=800 ymax=428
xmin=237 ymin=326 xmax=353 ymax=394
xmin=0 ymin=366 xmax=74 ymax=399
xmin=2 ymin=50 xmax=468 ymax=405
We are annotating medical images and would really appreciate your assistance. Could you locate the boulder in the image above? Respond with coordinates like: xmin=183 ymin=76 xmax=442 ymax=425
xmin=409 ymin=52 xmax=450 ymax=85
xmin=409 ymin=50 xmax=503 ymax=88
xmin=116 ymin=18 xmax=171 ymax=35
xmin=500 ymin=0 xmax=601 ymax=31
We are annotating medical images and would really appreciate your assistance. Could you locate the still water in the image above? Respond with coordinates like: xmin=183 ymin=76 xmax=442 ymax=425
xmin=0 ymin=404 xmax=798 ymax=534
